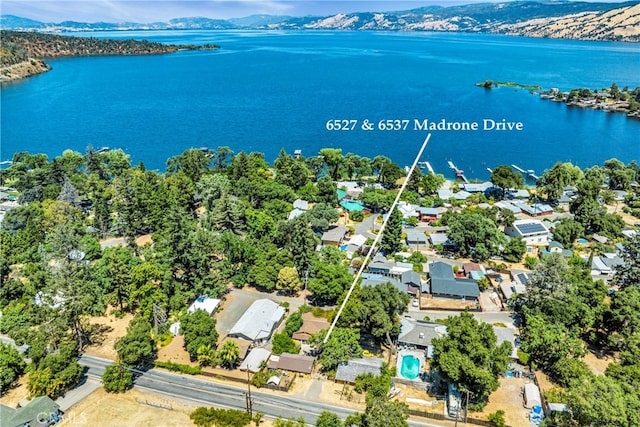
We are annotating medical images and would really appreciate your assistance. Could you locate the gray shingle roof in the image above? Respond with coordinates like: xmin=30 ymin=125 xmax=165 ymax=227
xmin=429 ymin=262 xmax=480 ymax=298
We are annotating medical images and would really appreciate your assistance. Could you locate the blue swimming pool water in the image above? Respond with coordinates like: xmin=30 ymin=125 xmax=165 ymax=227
xmin=578 ymin=238 xmax=588 ymax=244
xmin=400 ymin=354 xmax=421 ymax=380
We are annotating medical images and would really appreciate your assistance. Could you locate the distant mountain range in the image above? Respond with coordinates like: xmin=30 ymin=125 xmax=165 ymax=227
xmin=1 ymin=1 xmax=639 ymax=42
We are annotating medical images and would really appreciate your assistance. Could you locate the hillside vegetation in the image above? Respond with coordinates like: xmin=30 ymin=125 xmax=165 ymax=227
xmin=0 ymin=30 xmax=218 ymax=81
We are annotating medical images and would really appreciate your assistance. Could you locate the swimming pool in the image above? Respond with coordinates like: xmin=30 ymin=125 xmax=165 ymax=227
xmin=577 ymin=238 xmax=588 ymax=244
xmin=400 ymin=354 xmax=421 ymax=380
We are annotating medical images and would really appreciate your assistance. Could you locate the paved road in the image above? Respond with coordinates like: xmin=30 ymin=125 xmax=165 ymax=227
xmin=79 ymin=355 xmax=454 ymax=427
xmin=405 ymin=308 xmax=517 ymax=328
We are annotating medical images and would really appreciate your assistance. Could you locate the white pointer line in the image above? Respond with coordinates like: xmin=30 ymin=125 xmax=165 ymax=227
xmin=323 ymin=133 xmax=432 ymax=344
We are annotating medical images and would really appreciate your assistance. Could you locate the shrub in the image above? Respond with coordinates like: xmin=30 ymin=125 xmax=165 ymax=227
xmin=488 ymin=409 xmax=506 ymax=427
xmin=154 ymin=361 xmax=201 ymax=375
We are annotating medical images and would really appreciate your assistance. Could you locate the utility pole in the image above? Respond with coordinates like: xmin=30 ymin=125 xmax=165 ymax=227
xmin=246 ymin=369 xmax=253 ymax=417
xmin=464 ymin=389 xmax=470 ymax=423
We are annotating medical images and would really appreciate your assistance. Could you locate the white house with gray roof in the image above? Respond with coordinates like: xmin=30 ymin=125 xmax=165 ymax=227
xmin=228 ymin=299 xmax=285 ymax=343
xmin=505 ymin=219 xmax=550 ymax=247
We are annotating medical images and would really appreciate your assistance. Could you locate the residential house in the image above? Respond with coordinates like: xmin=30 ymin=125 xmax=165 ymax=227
xmin=540 ymin=241 xmax=573 ymax=258
xmin=398 ymin=318 xmax=448 ymax=356
xmin=1 ymin=396 xmax=61 ymax=427
xmin=505 ymin=219 xmax=550 ymax=247
xmin=240 ymin=347 xmax=271 ymax=372
xmin=187 ymin=296 xmax=220 ymax=316
xmin=270 ymin=353 xmax=315 ymax=375
xmin=494 ymin=200 xmax=522 ymax=215
xmin=360 ymin=272 xmax=421 ymax=297
xmin=462 ymin=182 xmax=494 ymax=193
xmin=438 ymin=189 xmax=471 ymax=201
xmin=342 ymin=234 xmax=367 ymax=259
xmin=288 ymin=198 xmax=310 ymax=220
xmin=292 ymin=312 xmax=330 ymax=344
xmin=406 ymin=232 xmax=428 ymax=249
xmin=511 ymin=202 xmax=553 ymax=216
xmin=321 ymin=226 xmax=348 ymax=246
xmin=335 ymin=357 xmax=385 ymax=384
xmin=417 ymin=207 xmax=439 ymax=223
xmin=499 ymin=281 xmax=527 ymax=302
xmin=228 ymin=299 xmax=285 ymax=343
xmin=428 ymin=262 xmax=480 ymax=301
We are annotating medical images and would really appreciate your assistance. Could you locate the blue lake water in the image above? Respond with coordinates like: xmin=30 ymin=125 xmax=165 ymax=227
xmin=1 ymin=30 xmax=639 ymax=179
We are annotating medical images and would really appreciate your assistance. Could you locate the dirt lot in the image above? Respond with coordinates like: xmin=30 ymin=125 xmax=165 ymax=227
xmin=420 ymin=296 xmax=479 ymax=311
xmin=583 ymin=351 xmax=615 ymax=376
xmin=1 ymin=373 xmax=29 ymax=407
xmin=474 ymin=376 xmax=532 ymax=427
xmin=157 ymin=335 xmax=193 ymax=365
xmin=83 ymin=309 xmax=134 ymax=360
xmin=58 ymin=387 xmax=293 ymax=427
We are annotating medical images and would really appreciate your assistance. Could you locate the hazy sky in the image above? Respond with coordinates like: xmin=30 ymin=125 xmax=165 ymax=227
xmin=1 ymin=0 xmax=625 ymax=23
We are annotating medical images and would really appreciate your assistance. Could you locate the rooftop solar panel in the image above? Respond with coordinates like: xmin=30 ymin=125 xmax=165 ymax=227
xmin=516 ymin=222 xmax=547 ymax=234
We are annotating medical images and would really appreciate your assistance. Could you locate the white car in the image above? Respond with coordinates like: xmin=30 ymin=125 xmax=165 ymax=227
xmin=412 ymin=298 xmax=419 ymax=307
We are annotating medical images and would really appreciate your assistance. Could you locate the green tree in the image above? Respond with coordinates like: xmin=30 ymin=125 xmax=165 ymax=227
xmin=308 ymin=259 xmax=352 ymax=303
xmin=27 ymin=341 xmax=83 ymax=398
xmin=115 ymin=316 xmax=156 ymax=366
xmin=312 ymin=328 xmax=363 ymax=373
xmin=487 ymin=410 xmax=506 ymax=427
xmin=420 ymin=173 xmax=445 ymax=195
xmin=372 ymin=156 xmax=404 ymax=187
xmin=102 ymin=362 xmax=133 ymax=393
xmin=0 ymin=342 xmax=26 ymax=394
xmin=431 ymin=312 xmax=511 ymax=405
xmin=166 ymin=148 xmax=211 ymax=185
xmin=345 ymin=397 xmax=409 ymax=427
xmin=447 ymin=210 xmax=505 ymax=260
xmin=272 ymin=332 xmax=300 ymax=355
xmin=490 ymin=165 xmax=523 ymax=199
xmin=181 ymin=310 xmax=218 ymax=361
xmin=317 ymin=175 xmax=338 ymax=205
xmin=302 ymin=203 xmax=340 ymax=233
xmin=319 ymin=148 xmax=343 ymax=180
xmin=216 ymin=340 xmax=240 ymax=369
xmin=316 ymin=411 xmax=343 ymax=427
xmin=359 ymin=282 xmax=410 ymax=347
xmin=519 ymin=314 xmax=585 ymax=370
xmin=536 ymin=162 xmax=581 ymax=202
xmin=612 ymin=233 xmax=640 ymax=290
xmin=277 ymin=267 xmax=302 ymax=295
xmin=502 ymin=236 xmax=526 ymax=263
xmin=380 ymin=207 xmax=403 ymax=255
xmin=284 ymin=311 xmax=304 ymax=337
xmin=552 ymin=218 xmax=584 ymax=247
xmin=565 ymin=375 xmax=633 ymax=427
xmin=190 ymin=407 xmax=251 ymax=427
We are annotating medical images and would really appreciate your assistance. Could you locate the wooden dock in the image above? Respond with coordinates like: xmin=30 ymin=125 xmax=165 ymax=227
xmin=511 ymin=164 xmax=539 ymax=181
xmin=448 ymin=161 xmax=469 ymax=184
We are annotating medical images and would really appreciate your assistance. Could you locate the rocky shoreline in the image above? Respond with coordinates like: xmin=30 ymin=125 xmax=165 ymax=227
xmin=0 ymin=59 xmax=51 ymax=82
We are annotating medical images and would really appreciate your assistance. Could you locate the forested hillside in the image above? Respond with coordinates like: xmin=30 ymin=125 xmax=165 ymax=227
xmin=0 ymin=30 xmax=219 ymax=80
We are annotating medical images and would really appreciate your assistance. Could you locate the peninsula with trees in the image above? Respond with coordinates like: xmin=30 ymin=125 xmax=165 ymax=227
xmin=0 ymin=30 xmax=219 ymax=82
xmin=1 ymin=145 xmax=639 ymax=426
xmin=478 ymin=79 xmax=640 ymax=119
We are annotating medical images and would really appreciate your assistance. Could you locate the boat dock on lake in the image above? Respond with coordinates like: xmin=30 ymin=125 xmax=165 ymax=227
xmin=512 ymin=164 xmax=539 ymax=181
xmin=448 ymin=160 xmax=469 ymax=183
